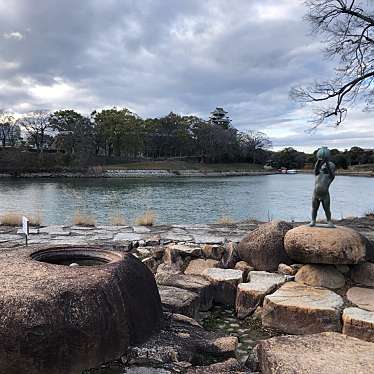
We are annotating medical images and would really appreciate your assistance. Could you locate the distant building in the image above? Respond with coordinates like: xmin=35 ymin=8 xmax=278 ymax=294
xmin=209 ymin=107 xmax=231 ymax=129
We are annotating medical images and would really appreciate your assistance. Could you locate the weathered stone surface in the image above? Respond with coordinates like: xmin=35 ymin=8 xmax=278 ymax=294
xmin=184 ymin=258 xmax=219 ymax=276
xmin=156 ymin=272 xmax=213 ymax=311
xmin=167 ymin=243 xmax=202 ymax=257
xmin=350 ymin=261 xmax=374 ymax=287
xmin=0 ymin=246 xmax=163 ymax=374
xmin=346 ymin=287 xmax=374 ymax=312
xmin=235 ymin=260 xmax=254 ymax=280
xmin=295 ymin=264 xmax=345 ymax=289
xmin=236 ymin=271 xmax=286 ymax=319
xmin=124 ymin=313 xmax=237 ymax=368
xmin=254 ymin=332 xmax=374 ymax=374
xmin=277 ymin=263 xmax=296 ymax=276
xmin=202 ymin=268 xmax=243 ymax=306
xmin=284 ymin=225 xmax=367 ymax=264
xmin=186 ymin=358 xmax=244 ymax=374
xmin=158 ymin=286 xmax=200 ymax=318
xmin=343 ymin=307 xmax=374 ymax=342
xmin=335 ymin=264 xmax=350 ymax=274
xmin=156 ymin=263 xmax=182 ymax=275
xmin=262 ymin=282 xmax=343 ymax=334
xmin=237 ymin=221 xmax=292 ymax=271
xmin=201 ymin=244 xmax=225 ymax=260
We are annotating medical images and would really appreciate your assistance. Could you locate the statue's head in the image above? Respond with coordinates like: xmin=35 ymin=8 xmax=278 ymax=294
xmin=316 ymin=146 xmax=330 ymax=161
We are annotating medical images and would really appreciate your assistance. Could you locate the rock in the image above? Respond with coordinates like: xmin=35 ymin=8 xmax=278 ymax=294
xmin=235 ymin=261 xmax=254 ymax=280
xmin=235 ymin=271 xmax=286 ymax=319
xmin=295 ymin=264 xmax=345 ymax=289
xmin=237 ymin=221 xmax=292 ymax=271
xmin=202 ymin=244 xmax=225 ymax=260
xmin=277 ymin=263 xmax=296 ymax=276
xmin=220 ymin=242 xmax=239 ymax=269
xmin=202 ymin=268 xmax=243 ymax=306
xmin=262 ymin=282 xmax=344 ymax=334
xmin=0 ymin=246 xmax=163 ymax=374
xmin=158 ymin=286 xmax=200 ymax=318
xmin=167 ymin=243 xmax=202 ymax=257
xmin=335 ymin=264 xmax=350 ymax=274
xmin=124 ymin=313 xmax=237 ymax=367
xmin=346 ymin=287 xmax=374 ymax=312
xmin=163 ymin=246 xmax=183 ymax=267
xmin=156 ymin=273 xmax=214 ymax=311
xmin=284 ymin=225 xmax=367 ymax=264
xmin=184 ymin=259 xmax=219 ymax=276
xmin=343 ymin=307 xmax=374 ymax=342
xmin=254 ymin=332 xmax=374 ymax=374
xmin=156 ymin=263 xmax=182 ymax=275
xmin=186 ymin=358 xmax=243 ymax=374
xmin=350 ymin=261 xmax=374 ymax=287
xmin=142 ymin=256 xmax=161 ymax=273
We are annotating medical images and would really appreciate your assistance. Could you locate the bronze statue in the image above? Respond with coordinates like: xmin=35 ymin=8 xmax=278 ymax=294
xmin=309 ymin=147 xmax=336 ymax=228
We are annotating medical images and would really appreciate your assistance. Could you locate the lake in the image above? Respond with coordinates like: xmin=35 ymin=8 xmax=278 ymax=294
xmin=0 ymin=174 xmax=372 ymax=225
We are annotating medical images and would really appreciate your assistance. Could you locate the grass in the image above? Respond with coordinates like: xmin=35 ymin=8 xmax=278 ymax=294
xmin=135 ymin=210 xmax=156 ymax=226
xmin=365 ymin=209 xmax=374 ymax=218
xmin=103 ymin=161 xmax=265 ymax=172
xmin=109 ymin=211 xmax=127 ymax=226
xmin=217 ymin=216 xmax=235 ymax=225
xmin=0 ymin=211 xmax=42 ymax=226
xmin=73 ymin=210 xmax=96 ymax=227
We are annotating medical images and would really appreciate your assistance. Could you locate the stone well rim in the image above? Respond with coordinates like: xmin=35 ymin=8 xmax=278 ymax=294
xmin=30 ymin=245 xmax=125 ymax=267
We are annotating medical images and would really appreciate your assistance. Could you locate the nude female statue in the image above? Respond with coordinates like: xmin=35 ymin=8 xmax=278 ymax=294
xmin=309 ymin=147 xmax=336 ymax=228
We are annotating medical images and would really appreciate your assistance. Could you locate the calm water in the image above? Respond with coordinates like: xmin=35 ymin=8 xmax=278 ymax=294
xmin=0 ymin=174 xmax=372 ymax=225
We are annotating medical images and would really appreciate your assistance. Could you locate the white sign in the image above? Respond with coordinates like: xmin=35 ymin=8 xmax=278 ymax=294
xmin=22 ymin=216 xmax=29 ymax=237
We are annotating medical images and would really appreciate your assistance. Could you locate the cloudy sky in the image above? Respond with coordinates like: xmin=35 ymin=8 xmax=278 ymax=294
xmin=0 ymin=0 xmax=372 ymax=151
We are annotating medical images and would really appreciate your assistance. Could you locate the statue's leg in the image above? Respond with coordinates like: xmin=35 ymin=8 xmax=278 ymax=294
xmin=309 ymin=195 xmax=319 ymax=227
xmin=322 ymin=192 xmax=335 ymax=227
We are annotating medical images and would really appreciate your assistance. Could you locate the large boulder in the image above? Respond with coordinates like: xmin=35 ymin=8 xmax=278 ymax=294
xmin=0 ymin=246 xmax=163 ymax=374
xmin=346 ymin=287 xmax=374 ymax=312
xmin=184 ymin=259 xmax=220 ymax=276
xmin=343 ymin=307 xmax=374 ymax=343
xmin=350 ymin=261 xmax=374 ymax=287
xmin=262 ymin=282 xmax=343 ymax=334
xmin=202 ymin=268 xmax=243 ymax=306
xmin=237 ymin=221 xmax=292 ymax=271
xmin=254 ymin=332 xmax=374 ymax=374
xmin=295 ymin=264 xmax=345 ymax=289
xmin=284 ymin=225 xmax=367 ymax=264
xmin=235 ymin=271 xmax=286 ymax=319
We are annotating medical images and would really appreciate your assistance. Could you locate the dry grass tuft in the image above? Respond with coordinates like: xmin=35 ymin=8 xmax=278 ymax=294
xmin=110 ymin=211 xmax=127 ymax=226
xmin=135 ymin=210 xmax=156 ymax=226
xmin=366 ymin=210 xmax=374 ymax=218
xmin=29 ymin=210 xmax=42 ymax=226
xmin=0 ymin=212 xmax=22 ymax=226
xmin=217 ymin=216 xmax=235 ymax=225
xmin=73 ymin=210 xmax=96 ymax=227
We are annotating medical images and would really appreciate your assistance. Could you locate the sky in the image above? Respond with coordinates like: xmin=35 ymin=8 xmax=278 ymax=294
xmin=0 ymin=0 xmax=373 ymax=152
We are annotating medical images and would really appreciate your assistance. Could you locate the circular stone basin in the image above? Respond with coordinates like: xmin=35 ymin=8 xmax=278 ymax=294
xmin=0 ymin=246 xmax=163 ymax=374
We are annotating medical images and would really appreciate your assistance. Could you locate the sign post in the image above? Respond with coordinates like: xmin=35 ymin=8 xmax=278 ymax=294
xmin=22 ymin=216 xmax=29 ymax=246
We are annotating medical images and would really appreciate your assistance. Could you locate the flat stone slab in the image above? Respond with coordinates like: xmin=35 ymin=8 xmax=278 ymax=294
xmin=167 ymin=243 xmax=201 ymax=257
xmin=262 ymin=282 xmax=343 ymax=334
xmin=343 ymin=307 xmax=374 ymax=342
xmin=202 ymin=268 xmax=243 ymax=306
xmin=284 ymin=225 xmax=367 ymax=264
xmin=350 ymin=261 xmax=374 ymax=287
xmin=158 ymin=286 xmax=200 ymax=318
xmin=235 ymin=271 xmax=286 ymax=319
xmin=254 ymin=332 xmax=374 ymax=374
xmin=184 ymin=259 xmax=219 ymax=276
xmin=114 ymin=233 xmax=145 ymax=241
xmin=156 ymin=273 xmax=214 ymax=311
xmin=346 ymin=287 xmax=374 ymax=312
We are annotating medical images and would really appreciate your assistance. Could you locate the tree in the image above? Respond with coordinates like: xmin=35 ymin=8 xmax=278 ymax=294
xmin=17 ymin=111 xmax=52 ymax=152
xmin=50 ymin=110 xmax=94 ymax=157
xmin=239 ymin=130 xmax=272 ymax=164
xmin=0 ymin=111 xmax=21 ymax=147
xmin=291 ymin=0 xmax=374 ymax=126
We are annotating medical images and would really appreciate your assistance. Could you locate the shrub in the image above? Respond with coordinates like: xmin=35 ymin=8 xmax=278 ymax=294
xmin=135 ymin=210 xmax=156 ymax=226
xmin=110 ymin=211 xmax=127 ymax=226
xmin=217 ymin=216 xmax=235 ymax=225
xmin=0 ymin=212 xmax=22 ymax=226
xmin=73 ymin=210 xmax=96 ymax=226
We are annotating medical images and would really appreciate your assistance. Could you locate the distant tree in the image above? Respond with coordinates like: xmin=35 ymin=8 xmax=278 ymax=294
xmin=17 ymin=111 xmax=52 ymax=152
xmin=291 ymin=0 xmax=374 ymax=126
xmin=239 ymin=130 xmax=272 ymax=164
xmin=50 ymin=110 xmax=94 ymax=157
xmin=0 ymin=111 xmax=21 ymax=147
xmin=272 ymin=147 xmax=306 ymax=169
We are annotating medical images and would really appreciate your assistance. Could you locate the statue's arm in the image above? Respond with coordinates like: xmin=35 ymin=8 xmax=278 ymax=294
xmin=314 ymin=160 xmax=322 ymax=175
xmin=325 ymin=162 xmax=335 ymax=181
